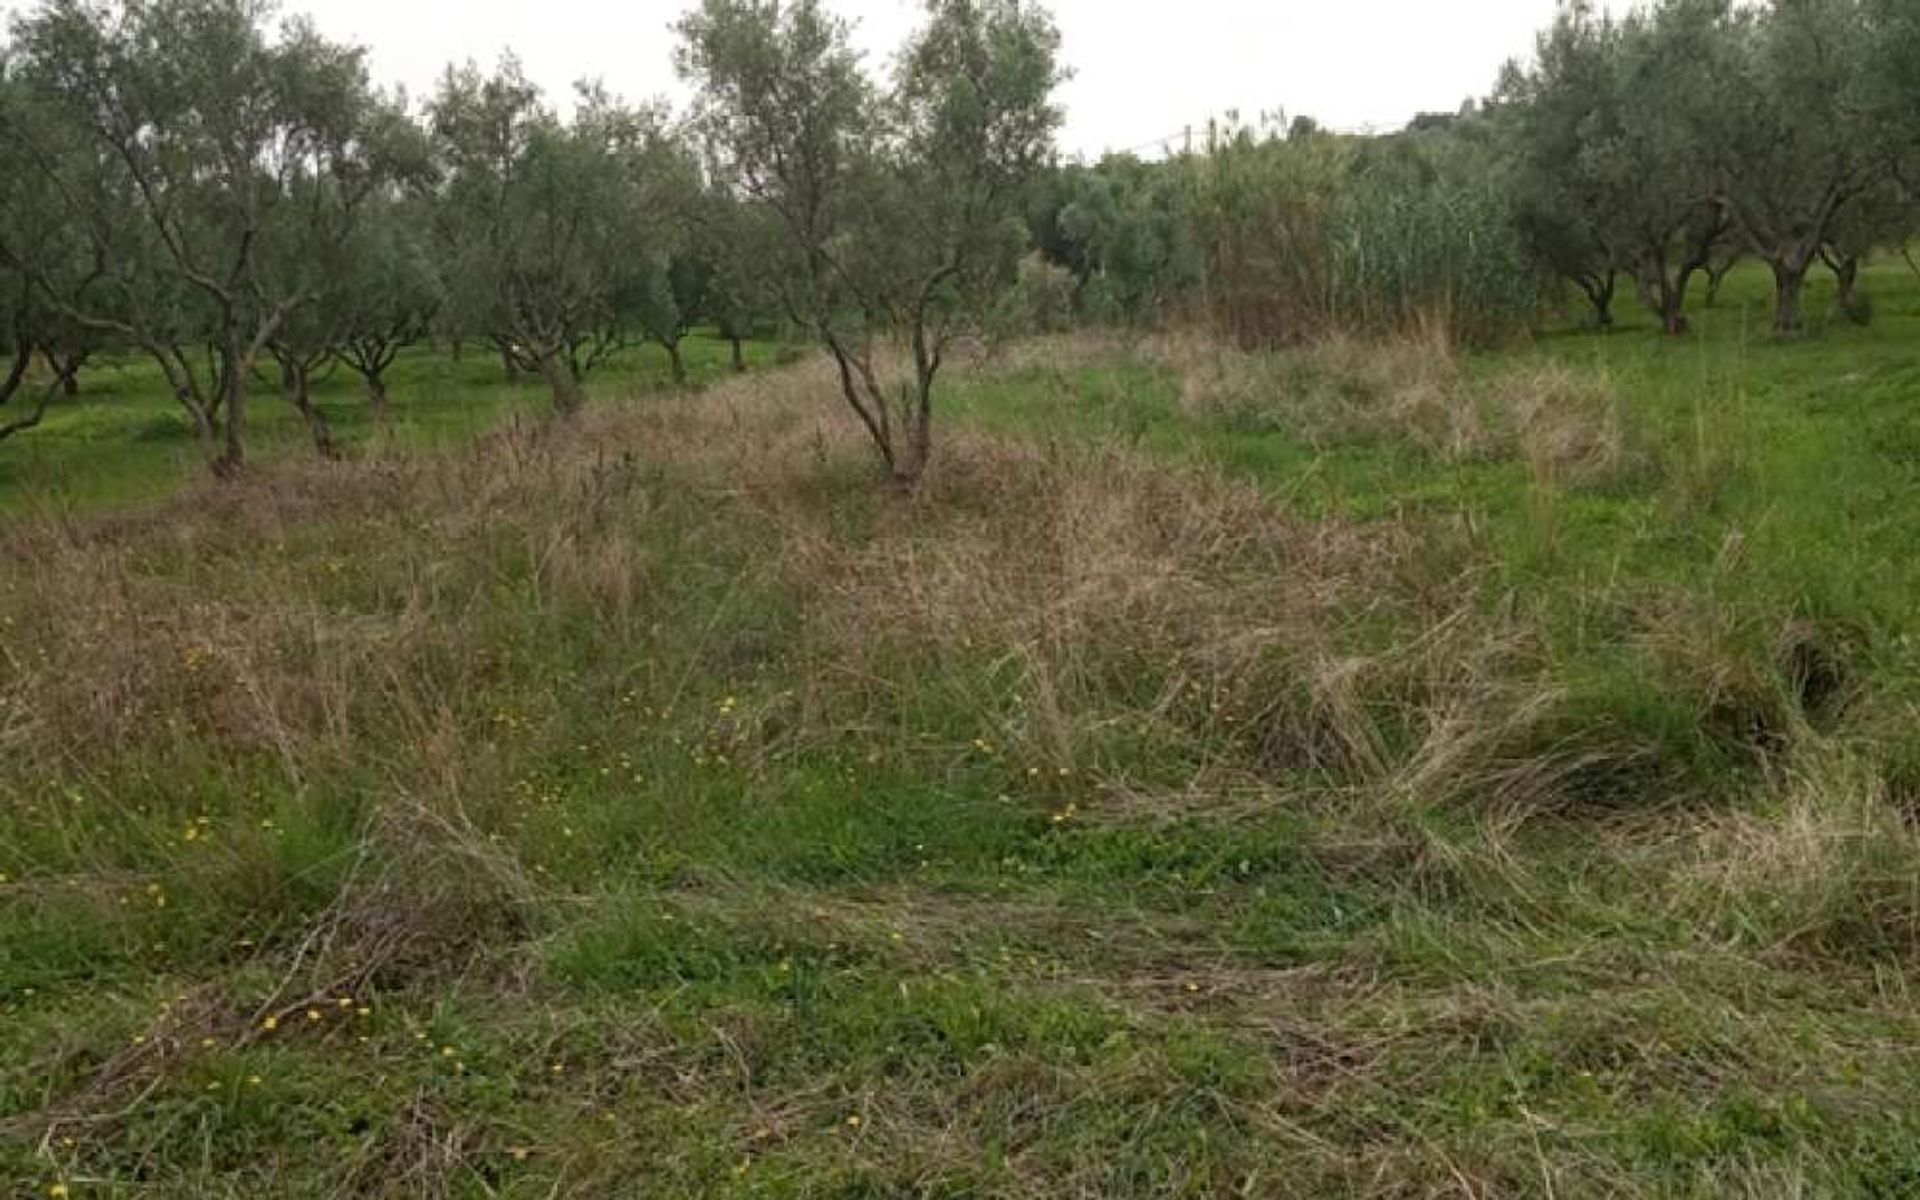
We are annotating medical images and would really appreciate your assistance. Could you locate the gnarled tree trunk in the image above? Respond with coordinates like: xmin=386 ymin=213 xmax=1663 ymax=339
xmin=41 ymin=348 xmax=84 ymax=397
xmin=215 ymin=338 xmax=248 ymax=477
xmin=1638 ymin=267 xmax=1692 ymax=336
xmin=366 ymin=375 xmax=391 ymax=426
xmin=1824 ymin=251 xmax=1865 ymax=324
xmin=1579 ymin=270 xmax=1616 ymax=330
xmin=283 ymin=361 xmax=340 ymax=459
xmin=538 ymin=350 xmax=583 ymax=415
xmin=1770 ymin=261 xmax=1808 ymax=337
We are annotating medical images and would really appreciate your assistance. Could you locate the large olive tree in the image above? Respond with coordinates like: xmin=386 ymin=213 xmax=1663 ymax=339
xmin=1690 ymin=0 xmax=1882 ymax=336
xmin=6 ymin=0 xmax=407 ymax=472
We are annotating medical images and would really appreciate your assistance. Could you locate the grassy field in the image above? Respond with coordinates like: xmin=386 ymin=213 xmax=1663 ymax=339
xmin=0 ymin=337 xmax=786 ymax=517
xmin=2 ymin=266 xmax=1918 ymax=1198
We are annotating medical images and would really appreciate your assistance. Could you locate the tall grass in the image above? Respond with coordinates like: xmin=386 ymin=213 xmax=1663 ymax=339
xmin=5 ymin=336 xmax=1917 ymax=1194
xmin=1172 ymin=125 xmax=1541 ymax=351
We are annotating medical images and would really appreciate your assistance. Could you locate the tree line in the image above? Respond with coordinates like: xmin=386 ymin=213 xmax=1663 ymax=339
xmin=0 ymin=0 xmax=1061 ymax=486
xmin=2 ymin=0 xmax=1917 ymax=487
xmin=1020 ymin=0 xmax=1918 ymax=348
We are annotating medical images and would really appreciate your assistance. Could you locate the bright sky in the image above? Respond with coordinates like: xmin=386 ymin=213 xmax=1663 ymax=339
xmin=5 ymin=0 xmax=1578 ymax=157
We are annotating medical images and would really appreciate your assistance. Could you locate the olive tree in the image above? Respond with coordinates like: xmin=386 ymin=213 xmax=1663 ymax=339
xmin=1606 ymin=2 xmax=1738 ymax=335
xmin=0 ymin=49 xmax=86 ymax=439
xmin=431 ymin=65 xmax=655 ymax=414
xmin=0 ymin=258 xmax=80 ymax=442
xmin=1496 ymin=2 xmax=1626 ymax=329
xmin=259 ymin=102 xmax=430 ymax=454
xmin=1819 ymin=178 xmax=1909 ymax=323
xmin=678 ymin=0 xmax=1063 ymax=487
xmin=1693 ymin=0 xmax=1882 ymax=336
xmin=7 ymin=0 xmax=406 ymax=472
xmin=627 ymin=135 xmax=714 ymax=388
xmin=334 ymin=197 xmax=442 ymax=424
xmin=698 ymin=189 xmax=781 ymax=372
xmin=1500 ymin=0 xmax=1734 ymax=336
xmin=1866 ymin=0 xmax=1920 ymax=280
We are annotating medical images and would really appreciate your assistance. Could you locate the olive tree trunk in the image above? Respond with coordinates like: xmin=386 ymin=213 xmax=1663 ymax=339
xmin=538 ymin=350 xmax=584 ymax=416
xmin=1770 ymin=261 xmax=1809 ymax=337
xmin=283 ymin=361 xmax=340 ymax=459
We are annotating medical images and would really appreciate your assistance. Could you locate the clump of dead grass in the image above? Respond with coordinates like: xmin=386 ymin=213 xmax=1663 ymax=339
xmin=1684 ymin=743 xmax=1920 ymax=962
xmin=1152 ymin=328 xmax=1642 ymax=488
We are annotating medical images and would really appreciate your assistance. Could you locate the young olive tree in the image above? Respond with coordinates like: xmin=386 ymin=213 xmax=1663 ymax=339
xmin=679 ymin=0 xmax=1063 ymax=487
xmin=698 ymin=188 xmax=781 ymax=372
xmin=1608 ymin=2 xmax=1741 ymax=335
xmin=7 ymin=0 xmax=406 ymax=472
xmin=334 ymin=196 xmax=442 ymax=424
xmin=1496 ymin=2 xmax=1626 ymax=329
xmin=431 ymin=65 xmax=655 ymax=414
xmin=627 ymin=134 xmax=714 ymax=388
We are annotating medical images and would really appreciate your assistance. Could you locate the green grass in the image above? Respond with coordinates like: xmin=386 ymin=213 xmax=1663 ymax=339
xmin=956 ymin=260 xmax=1920 ymax=781
xmin=0 ymin=334 xmax=785 ymax=516
xmin=2 ymin=271 xmax=1919 ymax=1197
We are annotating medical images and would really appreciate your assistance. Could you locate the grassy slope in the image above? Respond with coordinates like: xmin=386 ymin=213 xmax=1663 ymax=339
xmin=1 ymin=271 xmax=1917 ymax=1198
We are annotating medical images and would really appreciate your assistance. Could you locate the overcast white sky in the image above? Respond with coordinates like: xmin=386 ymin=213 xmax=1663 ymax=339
xmin=5 ymin=1 xmax=1583 ymax=157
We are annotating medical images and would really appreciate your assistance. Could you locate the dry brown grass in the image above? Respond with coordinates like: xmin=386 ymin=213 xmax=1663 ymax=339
xmin=5 ymin=343 xmax=1916 ymax=1197
xmin=1684 ymin=744 xmax=1920 ymax=961
xmin=1150 ymin=328 xmax=1638 ymax=489
xmin=0 ymin=347 xmax=1689 ymax=858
